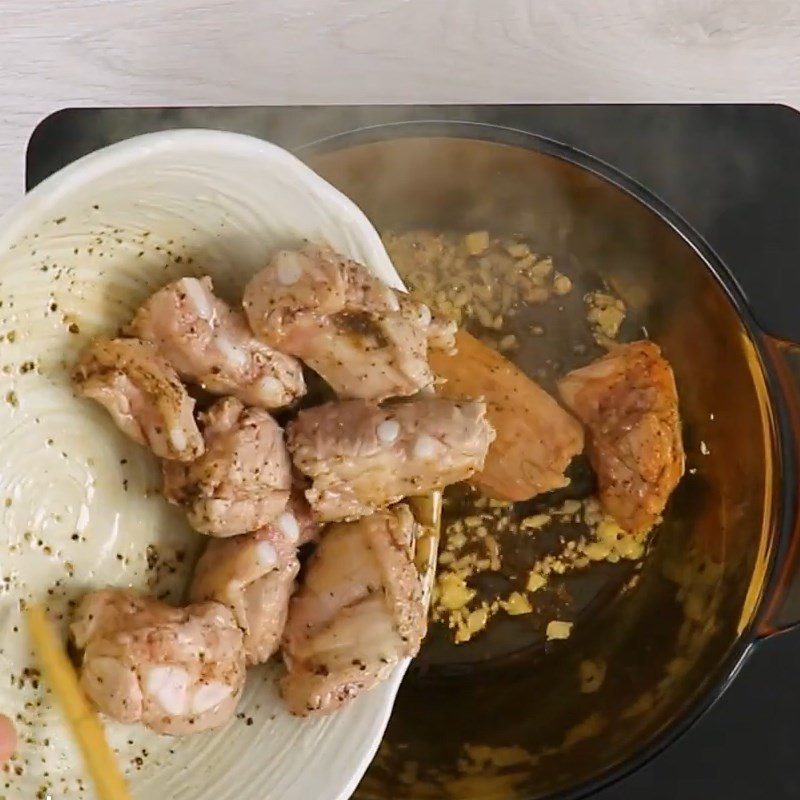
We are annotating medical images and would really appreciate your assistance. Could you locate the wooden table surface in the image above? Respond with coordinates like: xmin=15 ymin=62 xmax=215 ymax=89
xmin=2 ymin=0 xmax=799 ymax=211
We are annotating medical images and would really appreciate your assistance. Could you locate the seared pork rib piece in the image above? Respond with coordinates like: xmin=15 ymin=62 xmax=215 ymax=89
xmin=558 ymin=340 xmax=684 ymax=534
xmin=127 ymin=276 xmax=305 ymax=409
xmin=72 ymin=337 xmax=204 ymax=461
xmin=429 ymin=330 xmax=585 ymax=501
xmin=243 ymin=244 xmax=456 ymax=402
xmin=281 ymin=504 xmax=425 ymax=716
xmin=287 ymin=397 xmax=495 ymax=522
xmin=163 ymin=397 xmax=292 ymax=536
xmin=71 ymin=589 xmax=245 ymax=735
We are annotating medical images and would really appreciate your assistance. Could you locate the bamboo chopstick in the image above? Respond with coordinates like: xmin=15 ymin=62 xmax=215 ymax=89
xmin=27 ymin=603 xmax=133 ymax=800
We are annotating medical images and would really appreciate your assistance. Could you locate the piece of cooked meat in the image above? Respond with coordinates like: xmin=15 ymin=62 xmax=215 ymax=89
xmin=287 ymin=397 xmax=495 ymax=522
xmin=281 ymin=504 xmax=425 ymax=716
xmin=71 ymin=589 xmax=245 ymax=735
xmin=189 ymin=488 xmax=320 ymax=664
xmin=127 ymin=276 xmax=306 ymax=409
xmin=557 ymin=340 xmax=684 ymax=534
xmin=72 ymin=337 xmax=204 ymax=461
xmin=284 ymin=485 xmax=324 ymax=546
xmin=190 ymin=520 xmax=300 ymax=666
xmin=430 ymin=330 xmax=585 ymax=500
xmin=242 ymin=244 xmax=456 ymax=402
xmin=163 ymin=397 xmax=292 ymax=536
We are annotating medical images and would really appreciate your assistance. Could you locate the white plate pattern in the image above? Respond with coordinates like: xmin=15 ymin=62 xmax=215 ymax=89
xmin=0 ymin=130 xmax=408 ymax=800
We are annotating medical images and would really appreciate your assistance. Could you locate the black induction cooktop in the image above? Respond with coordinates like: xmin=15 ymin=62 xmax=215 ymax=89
xmin=26 ymin=104 xmax=800 ymax=799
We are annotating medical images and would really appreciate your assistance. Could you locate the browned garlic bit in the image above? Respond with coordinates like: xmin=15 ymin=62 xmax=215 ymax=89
xmin=545 ymin=620 xmax=573 ymax=641
xmin=579 ymin=658 xmax=607 ymax=693
xmin=431 ymin=495 xmax=655 ymax=646
xmin=584 ymin=290 xmax=627 ymax=348
xmin=383 ymin=230 xmax=574 ymax=337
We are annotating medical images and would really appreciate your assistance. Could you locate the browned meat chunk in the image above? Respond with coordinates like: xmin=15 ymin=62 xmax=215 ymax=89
xmin=557 ymin=341 xmax=684 ymax=533
xmin=430 ymin=330 xmax=585 ymax=500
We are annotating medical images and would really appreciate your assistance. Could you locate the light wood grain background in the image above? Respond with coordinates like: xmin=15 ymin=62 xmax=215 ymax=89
xmin=1 ymin=0 xmax=799 ymax=211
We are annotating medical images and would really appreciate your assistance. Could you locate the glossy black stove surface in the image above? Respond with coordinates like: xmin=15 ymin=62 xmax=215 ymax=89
xmin=26 ymin=104 xmax=800 ymax=799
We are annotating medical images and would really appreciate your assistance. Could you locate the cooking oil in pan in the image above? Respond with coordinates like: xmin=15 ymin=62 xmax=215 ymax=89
xmin=383 ymin=228 xmax=650 ymax=675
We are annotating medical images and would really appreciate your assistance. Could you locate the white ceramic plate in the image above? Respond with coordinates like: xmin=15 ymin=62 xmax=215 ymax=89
xmin=0 ymin=129 xmax=410 ymax=800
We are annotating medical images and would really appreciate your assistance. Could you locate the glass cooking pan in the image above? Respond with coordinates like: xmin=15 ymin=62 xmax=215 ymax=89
xmin=302 ymin=122 xmax=800 ymax=800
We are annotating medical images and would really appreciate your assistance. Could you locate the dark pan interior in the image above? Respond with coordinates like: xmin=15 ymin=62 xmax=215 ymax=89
xmin=306 ymin=134 xmax=777 ymax=799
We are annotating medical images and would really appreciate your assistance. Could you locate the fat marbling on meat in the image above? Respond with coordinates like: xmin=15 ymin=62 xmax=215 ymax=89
xmin=242 ymin=243 xmax=456 ymax=402
xmin=287 ymin=396 xmax=495 ymax=522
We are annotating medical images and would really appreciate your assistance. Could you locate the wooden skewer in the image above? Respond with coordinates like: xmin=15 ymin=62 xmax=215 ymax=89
xmin=26 ymin=604 xmax=133 ymax=800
